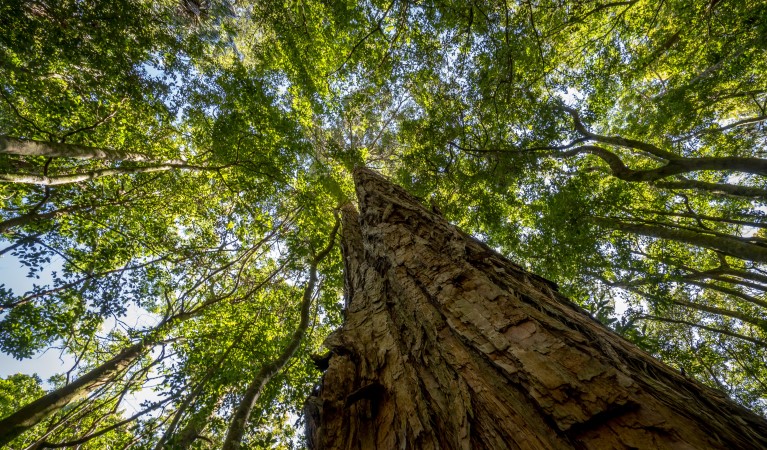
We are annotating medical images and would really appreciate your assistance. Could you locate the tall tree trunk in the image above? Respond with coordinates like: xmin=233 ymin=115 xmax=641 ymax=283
xmin=305 ymin=168 xmax=767 ymax=449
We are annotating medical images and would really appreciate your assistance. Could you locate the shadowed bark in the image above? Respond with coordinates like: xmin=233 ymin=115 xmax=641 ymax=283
xmin=305 ymin=167 xmax=767 ymax=449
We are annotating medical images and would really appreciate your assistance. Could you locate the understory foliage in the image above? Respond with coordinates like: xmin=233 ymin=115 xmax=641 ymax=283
xmin=0 ymin=0 xmax=765 ymax=447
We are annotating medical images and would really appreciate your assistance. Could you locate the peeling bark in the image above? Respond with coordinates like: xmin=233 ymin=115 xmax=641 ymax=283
xmin=306 ymin=167 xmax=767 ymax=449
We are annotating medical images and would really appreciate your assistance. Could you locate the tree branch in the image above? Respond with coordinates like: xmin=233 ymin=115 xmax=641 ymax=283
xmin=1 ymin=136 xmax=185 ymax=163
xmin=554 ymin=104 xmax=677 ymax=159
xmin=638 ymin=315 xmax=767 ymax=348
xmin=0 ymin=163 xmax=228 ymax=186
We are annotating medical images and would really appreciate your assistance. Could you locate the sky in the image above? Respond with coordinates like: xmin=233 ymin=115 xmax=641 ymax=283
xmin=0 ymin=248 xmax=72 ymax=386
xmin=0 ymin=245 xmax=162 ymax=413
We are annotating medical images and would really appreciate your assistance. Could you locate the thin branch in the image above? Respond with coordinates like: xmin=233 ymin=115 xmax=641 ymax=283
xmin=638 ymin=315 xmax=767 ymax=348
xmin=328 ymin=0 xmax=396 ymax=77
xmin=60 ymin=100 xmax=125 ymax=141
xmin=555 ymin=104 xmax=677 ymax=159
xmin=673 ymin=115 xmax=767 ymax=143
xmin=39 ymin=399 xmax=173 ymax=448
xmin=0 ymin=89 xmax=53 ymax=140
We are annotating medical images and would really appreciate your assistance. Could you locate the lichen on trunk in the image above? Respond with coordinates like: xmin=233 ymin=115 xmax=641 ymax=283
xmin=305 ymin=168 xmax=767 ymax=449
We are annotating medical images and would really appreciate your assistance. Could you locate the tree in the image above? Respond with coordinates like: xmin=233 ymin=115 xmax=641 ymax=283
xmin=306 ymin=167 xmax=767 ymax=449
xmin=2 ymin=0 xmax=767 ymax=447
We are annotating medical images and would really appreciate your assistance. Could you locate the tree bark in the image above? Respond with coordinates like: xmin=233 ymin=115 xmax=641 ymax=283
xmin=175 ymin=402 xmax=217 ymax=450
xmin=154 ymin=345 xmax=233 ymax=450
xmin=554 ymin=106 xmax=767 ymax=181
xmin=653 ymin=179 xmax=767 ymax=199
xmin=563 ymin=145 xmax=767 ymax=181
xmin=0 ymin=205 xmax=80 ymax=234
xmin=305 ymin=167 xmax=767 ymax=449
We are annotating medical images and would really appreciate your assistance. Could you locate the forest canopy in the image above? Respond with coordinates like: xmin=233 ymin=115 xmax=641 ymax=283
xmin=0 ymin=0 xmax=766 ymax=448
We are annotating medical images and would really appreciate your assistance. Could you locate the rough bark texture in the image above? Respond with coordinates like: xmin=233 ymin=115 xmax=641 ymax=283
xmin=305 ymin=167 xmax=767 ymax=449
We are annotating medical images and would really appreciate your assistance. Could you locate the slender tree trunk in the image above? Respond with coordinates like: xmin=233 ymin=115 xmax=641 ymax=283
xmin=221 ymin=218 xmax=339 ymax=450
xmin=554 ymin=106 xmax=767 ymax=184
xmin=685 ymin=279 xmax=767 ymax=309
xmin=638 ymin=315 xmax=767 ymax=348
xmin=155 ymin=340 xmax=238 ymax=450
xmin=37 ymin=399 xmax=171 ymax=449
xmin=719 ymin=268 xmax=767 ymax=286
xmin=0 ymin=204 xmax=92 ymax=234
xmin=221 ymin=363 xmax=283 ymax=450
xmin=653 ymin=179 xmax=767 ymax=199
xmin=639 ymin=209 xmax=767 ymax=229
xmin=616 ymin=275 xmax=767 ymax=310
xmin=612 ymin=282 xmax=767 ymax=332
xmin=305 ymin=168 xmax=767 ymax=449
xmin=0 ymin=260 xmax=271 ymax=446
xmin=0 ymin=342 xmax=146 ymax=446
xmin=175 ymin=402 xmax=218 ymax=450
xmin=628 ymin=249 xmax=767 ymax=290
xmin=590 ymin=216 xmax=767 ymax=263
xmin=669 ymin=298 xmax=767 ymax=331
xmin=704 ymin=273 xmax=767 ymax=293
xmin=0 ymin=163 xmax=222 ymax=186
xmin=0 ymin=136 xmax=181 ymax=163
xmin=564 ymin=145 xmax=767 ymax=181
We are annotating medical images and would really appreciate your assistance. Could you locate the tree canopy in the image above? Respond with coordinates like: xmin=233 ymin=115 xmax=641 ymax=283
xmin=0 ymin=0 xmax=766 ymax=447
